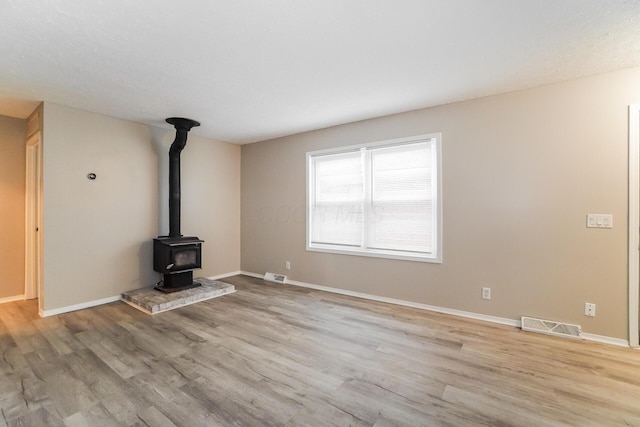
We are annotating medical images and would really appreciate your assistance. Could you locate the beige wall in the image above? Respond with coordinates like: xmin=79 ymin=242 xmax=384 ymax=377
xmin=242 ymin=67 xmax=640 ymax=340
xmin=156 ymin=128 xmax=241 ymax=277
xmin=0 ymin=115 xmax=26 ymax=299
xmin=42 ymin=103 xmax=240 ymax=311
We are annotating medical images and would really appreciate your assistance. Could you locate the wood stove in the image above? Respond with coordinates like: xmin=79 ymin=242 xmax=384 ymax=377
xmin=153 ymin=117 xmax=204 ymax=293
xmin=153 ymin=236 xmax=203 ymax=291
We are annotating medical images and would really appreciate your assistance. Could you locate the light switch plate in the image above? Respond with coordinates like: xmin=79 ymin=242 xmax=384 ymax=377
xmin=586 ymin=214 xmax=613 ymax=229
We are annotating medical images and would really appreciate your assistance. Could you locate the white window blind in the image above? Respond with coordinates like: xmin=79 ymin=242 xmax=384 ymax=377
xmin=307 ymin=134 xmax=441 ymax=262
xmin=310 ymin=151 xmax=363 ymax=247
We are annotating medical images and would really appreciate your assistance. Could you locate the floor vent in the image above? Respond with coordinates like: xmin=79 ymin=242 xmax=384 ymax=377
xmin=521 ymin=316 xmax=582 ymax=339
xmin=264 ymin=272 xmax=287 ymax=284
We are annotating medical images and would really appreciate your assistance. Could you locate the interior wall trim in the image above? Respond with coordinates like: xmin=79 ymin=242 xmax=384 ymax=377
xmin=40 ymin=295 xmax=122 ymax=317
xmin=628 ymin=104 xmax=640 ymax=348
xmin=240 ymin=271 xmax=631 ymax=348
xmin=38 ymin=271 xmax=243 ymax=317
xmin=207 ymin=271 xmax=243 ymax=281
xmin=0 ymin=294 xmax=26 ymax=305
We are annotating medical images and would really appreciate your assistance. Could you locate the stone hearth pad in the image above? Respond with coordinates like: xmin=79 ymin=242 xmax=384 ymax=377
xmin=121 ymin=277 xmax=235 ymax=314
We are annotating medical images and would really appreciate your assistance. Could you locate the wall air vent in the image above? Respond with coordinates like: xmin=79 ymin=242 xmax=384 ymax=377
xmin=264 ymin=272 xmax=287 ymax=284
xmin=521 ymin=316 xmax=582 ymax=339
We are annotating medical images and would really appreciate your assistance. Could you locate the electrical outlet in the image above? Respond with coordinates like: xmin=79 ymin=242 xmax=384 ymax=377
xmin=584 ymin=302 xmax=596 ymax=317
xmin=482 ymin=287 xmax=491 ymax=300
xmin=285 ymin=261 xmax=291 ymax=270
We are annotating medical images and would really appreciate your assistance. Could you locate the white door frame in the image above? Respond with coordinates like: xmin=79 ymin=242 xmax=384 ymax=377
xmin=25 ymin=132 xmax=42 ymax=300
xmin=628 ymin=104 xmax=640 ymax=348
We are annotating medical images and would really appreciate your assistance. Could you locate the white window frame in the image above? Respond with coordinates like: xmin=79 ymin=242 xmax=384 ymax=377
xmin=306 ymin=133 xmax=442 ymax=263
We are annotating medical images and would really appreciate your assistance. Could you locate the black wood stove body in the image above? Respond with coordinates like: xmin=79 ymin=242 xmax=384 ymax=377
xmin=153 ymin=117 xmax=204 ymax=293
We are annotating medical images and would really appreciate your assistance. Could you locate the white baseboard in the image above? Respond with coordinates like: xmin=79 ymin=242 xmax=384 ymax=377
xmin=240 ymin=271 xmax=630 ymax=348
xmin=207 ymin=271 xmax=243 ymax=281
xmin=39 ymin=270 xmax=244 ymax=318
xmin=581 ymin=333 xmax=630 ymax=347
xmin=40 ymin=295 xmax=122 ymax=317
xmin=240 ymin=271 xmax=264 ymax=280
xmin=0 ymin=294 xmax=25 ymax=305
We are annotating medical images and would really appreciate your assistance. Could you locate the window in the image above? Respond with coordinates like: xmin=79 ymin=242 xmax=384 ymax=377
xmin=307 ymin=134 xmax=441 ymax=263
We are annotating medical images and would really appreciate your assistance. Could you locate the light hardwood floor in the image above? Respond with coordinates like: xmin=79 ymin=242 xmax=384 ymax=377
xmin=1 ymin=274 xmax=639 ymax=426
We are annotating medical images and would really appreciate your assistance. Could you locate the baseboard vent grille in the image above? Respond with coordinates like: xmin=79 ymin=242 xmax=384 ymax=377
xmin=521 ymin=316 xmax=582 ymax=339
xmin=264 ymin=272 xmax=287 ymax=284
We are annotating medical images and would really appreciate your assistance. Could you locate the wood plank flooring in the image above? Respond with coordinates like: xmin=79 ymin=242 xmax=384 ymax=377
xmin=1 ymin=274 xmax=640 ymax=426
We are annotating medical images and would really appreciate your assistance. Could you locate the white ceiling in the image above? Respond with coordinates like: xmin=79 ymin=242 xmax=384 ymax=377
xmin=1 ymin=0 xmax=640 ymax=144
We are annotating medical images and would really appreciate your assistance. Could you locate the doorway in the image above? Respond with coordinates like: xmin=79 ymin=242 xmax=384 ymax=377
xmin=628 ymin=104 xmax=640 ymax=348
xmin=25 ymin=132 xmax=42 ymax=303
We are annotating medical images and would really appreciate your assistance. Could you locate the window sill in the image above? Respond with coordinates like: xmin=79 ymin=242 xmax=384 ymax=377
xmin=306 ymin=244 xmax=442 ymax=263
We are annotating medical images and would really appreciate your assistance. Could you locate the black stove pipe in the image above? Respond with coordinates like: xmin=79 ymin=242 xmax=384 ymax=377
xmin=166 ymin=117 xmax=200 ymax=238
